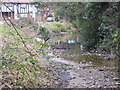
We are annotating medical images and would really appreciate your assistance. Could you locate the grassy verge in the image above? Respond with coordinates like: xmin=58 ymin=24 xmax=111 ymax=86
xmin=0 ymin=24 xmax=56 ymax=88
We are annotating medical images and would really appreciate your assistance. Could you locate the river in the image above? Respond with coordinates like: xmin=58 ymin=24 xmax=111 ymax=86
xmin=46 ymin=31 xmax=120 ymax=88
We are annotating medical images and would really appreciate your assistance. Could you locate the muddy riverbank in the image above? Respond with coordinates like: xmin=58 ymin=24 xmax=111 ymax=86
xmin=46 ymin=47 xmax=119 ymax=88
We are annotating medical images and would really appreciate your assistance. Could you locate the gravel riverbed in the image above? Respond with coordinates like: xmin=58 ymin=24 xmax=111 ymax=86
xmin=47 ymin=49 xmax=119 ymax=88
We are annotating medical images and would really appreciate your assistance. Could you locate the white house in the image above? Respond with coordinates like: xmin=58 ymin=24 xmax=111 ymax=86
xmin=0 ymin=0 xmax=37 ymax=21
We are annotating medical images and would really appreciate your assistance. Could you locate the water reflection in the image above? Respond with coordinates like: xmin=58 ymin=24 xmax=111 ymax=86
xmin=49 ymin=31 xmax=119 ymax=77
xmin=57 ymin=48 xmax=119 ymax=72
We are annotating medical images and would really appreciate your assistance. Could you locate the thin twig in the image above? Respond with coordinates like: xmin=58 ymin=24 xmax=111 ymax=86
xmin=23 ymin=32 xmax=41 ymax=39
xmin=2 ymin=2 xmax=62 ymax=81
xmin=1 ymin=81 xmax=12 ymax=88
xmin=3 ymin=3 xmax=13 ymax=12
xmin=37 ymin=54 xmax=62 ymax=79
xmin=7 ymin=17 xmax=30 ymax=52
xmin=3 ymin=4 xmax=31 ymax=55
xmin=3 ymin=16 xmax=11 ymax=27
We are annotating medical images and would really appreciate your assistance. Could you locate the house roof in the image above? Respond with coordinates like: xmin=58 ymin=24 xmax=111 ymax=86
xmin=0 ymin=0 xmax=32 ymax=3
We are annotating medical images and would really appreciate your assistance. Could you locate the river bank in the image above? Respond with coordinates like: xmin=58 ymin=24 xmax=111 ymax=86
xmin=46 ymin=47 xmax=120 ymax=88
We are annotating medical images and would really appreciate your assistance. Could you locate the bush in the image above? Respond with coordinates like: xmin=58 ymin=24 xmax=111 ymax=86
xmin=0 ymin=24 xmax=51 ymax=88
xmin=51 ymin=22 xmax=71 ymax=33
xmin=39 ymin=27 xmax=49 ymax=41
xmin=113 ymin=28 xmax=120 ymax=57
xmin=47 ymin=14 xmax=53 ymax=17
xmin=78 ymin=19 xmax=100 ymax=50
xmin=55 ymin=17 xmax=59 ymax=21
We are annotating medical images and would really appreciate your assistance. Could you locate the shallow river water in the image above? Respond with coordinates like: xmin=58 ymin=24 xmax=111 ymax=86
xmin=47 ymin=32 xmax=120 ymax=88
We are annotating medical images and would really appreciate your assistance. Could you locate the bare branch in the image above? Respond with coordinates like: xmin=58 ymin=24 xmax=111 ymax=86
xmin=2 ymin=4 xmax=32 ymax=55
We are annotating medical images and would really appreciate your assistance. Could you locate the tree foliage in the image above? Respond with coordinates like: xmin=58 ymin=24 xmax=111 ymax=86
xmin=55 ymin=2 xmax=119 ymax=55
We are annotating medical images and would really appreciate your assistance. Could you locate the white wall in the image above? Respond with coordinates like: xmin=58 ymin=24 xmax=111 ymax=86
xmin=14 ymin=4 xmax=19 ymax=19
xmin=1 ymin=3 xmax=37 ymax=20
xmin=1 ymin=4 xmax=13 ymax=12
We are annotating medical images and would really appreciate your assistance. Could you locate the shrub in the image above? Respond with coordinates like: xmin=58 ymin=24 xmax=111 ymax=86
xmin=39 ymin=27 xmax=49 ymax=41
xmin=78 ymin=19 xmax=100 ymax=50
xmin=113 ymin=28 xmax=120 ymax=57
xmin=47 ymin=14 xmax=53 ymax=17
xmin=51 ymin=22 xmax=71 ymax=33
xmin=0 ymin=24 xmax=51 ymax=88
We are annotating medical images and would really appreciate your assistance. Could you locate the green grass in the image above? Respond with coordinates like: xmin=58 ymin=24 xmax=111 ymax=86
xmin=0 ymin=24 xmax=52 ymax=88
